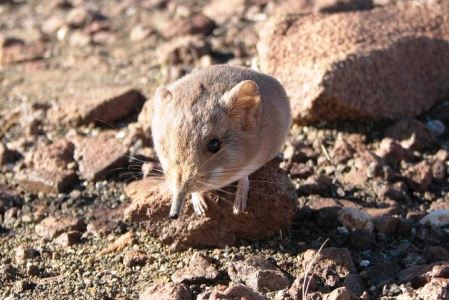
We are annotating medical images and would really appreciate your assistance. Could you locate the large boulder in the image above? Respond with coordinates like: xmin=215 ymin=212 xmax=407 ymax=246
xmin=258 ymin=2 xmax=449 ymax=124
xmin=124 ymin=159 xmax=297 ymax=251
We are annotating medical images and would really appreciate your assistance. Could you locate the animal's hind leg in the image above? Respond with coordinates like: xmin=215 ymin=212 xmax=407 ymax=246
xmin=233 ymin=176 xmax=249 ymax=215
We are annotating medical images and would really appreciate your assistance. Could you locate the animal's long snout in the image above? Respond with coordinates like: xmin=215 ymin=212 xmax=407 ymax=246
xmin=169 ymin=191 xmax=186 ymax=219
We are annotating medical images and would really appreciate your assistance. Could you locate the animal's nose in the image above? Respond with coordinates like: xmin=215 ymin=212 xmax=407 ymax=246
xmin=169 ymin=212 xmax=179 ymax=219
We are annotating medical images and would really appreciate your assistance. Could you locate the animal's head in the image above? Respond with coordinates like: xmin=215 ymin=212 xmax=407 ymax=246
xmin=151 ymin=80 xmax=262 ymax=218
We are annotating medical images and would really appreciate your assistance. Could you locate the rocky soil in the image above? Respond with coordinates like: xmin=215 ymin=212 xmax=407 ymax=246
xmin=1 ymin=0 xmax=449 ymax=299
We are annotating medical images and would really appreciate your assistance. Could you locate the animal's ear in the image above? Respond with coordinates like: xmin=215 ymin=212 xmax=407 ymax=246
xmin=222 ymin=80 xmax=261 ymax=131
xmin=154 ymin=86 xmax=172 ymax=109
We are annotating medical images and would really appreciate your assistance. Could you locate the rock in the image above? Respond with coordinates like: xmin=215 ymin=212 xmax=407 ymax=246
xmin=344 ymin=274 xmax=365 ymax=297
xmin=258 ymin=3 xmax=449 ymax=124
xmin=124 ymin=159 xmax=297 ymax=250
xmin=423 ymin=246 xmax=449 ymax=264
xmin=160 ymin=14 xmax=216 ymax=39
xmin=338 ymin=208 xmax=374 ymax=232
xmin=54 ymin=230 xmax=82 ymax=246
xmin=385 ymin=119 xmax=438 ymax=151
xmin=419 ymin=210 xmax=449 ymax=228
xmin=42 ymin=16 xmax=64 ymax=34
xmin=15 ymin=169 xmax=77 ymax=194
xmin=86 ymin=204 xmax=128 ymax=236
xmin=315 ymin=0 xmax=373 ymax=13
xmin=197 ymin=283 xmax=269 ymax=300
xmin=374 ymin=215 xmax=399 ymax=234
xmin=66 ymin=7 xmax=91 ymax=27
xmin=172 ymin=253 xmax=220 ymax=284
xmin=69 ymin=30 xmax=91 ymax=47
xmin=289 ymin=163 xmax=314 ymax=179
xmin=288 ymin=275 xmax=318 ymax=300
xmin=228 ymin=256 xmax=290 ymax=293
xmin=299 ymin=174 xmax=334 ymax=196
xmin=360 ymin=263 xmax=401 ymax=287
xmin=49 ymin=87 xmax=145 ymax=126
xmin=375 ymin=138 xmax=415 ymax=165
xmin=130 ymin=24 xmax=153 ymax=42
xmin=0 ymin=37 xmax=45 ymax=67
xmin=341 ymin=151 xmax=384 ymax=186
xmin=35 ymin=216 xmax=85 ymax=241
xmin=323 ymin=287 xmax=353 ymax=300
xmin=418 ymin=278 xmax=449 ymax=300
xmin=16 ymin=140 xmax=77 ymax=194
xmin=123 ymin=250 xmax=150 ymax=267
xmin=0 ymin=143 xmax=17 ymax=165
xmin=73 ymin=131 xmax=128 ymax=181
xmin=202 ymin=0 xmax=246 ymax=24
xmin=98 ymin=231 xmax=134 ymax=255
xmin=302 ymin=247 xmax=357 ymax=280
xmin=426 ymin=119 xmax=446 ymax=136
xmin=15 ymin=245 xmax=38 ymax=262
xmin=349 ymin=229 xmax=375 ymax=250
xmin=398 ymin=262 xmax=449 ymax=286
xmin=140 ymin=282 xmax=192 ymax=300
xmin=158 ymin=35 xmax=211 ymax=65
xmin=402 ymin=161 xmax=433 ymax=192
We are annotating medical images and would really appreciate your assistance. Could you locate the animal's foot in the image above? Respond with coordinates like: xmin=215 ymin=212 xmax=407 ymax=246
xmin=233 ymin=176 xmax=249 ymax=215
xmin=192 ymin=192 xmax=208 ymax=215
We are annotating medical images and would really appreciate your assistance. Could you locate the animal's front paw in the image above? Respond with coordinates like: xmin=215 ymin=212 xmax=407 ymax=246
xmin=192 ymin=192 xmax=208 ymax=215
xmin=233 ymin=196 xmax=247 ymax=215
xmin=233 ymin=176 xmax=249 ymax=215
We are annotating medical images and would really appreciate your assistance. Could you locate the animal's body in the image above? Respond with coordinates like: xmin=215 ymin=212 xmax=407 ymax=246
xmin=151 ymin=65 xmax=291 ymax=218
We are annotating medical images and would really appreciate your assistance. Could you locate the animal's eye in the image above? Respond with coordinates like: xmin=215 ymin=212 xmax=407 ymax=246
xmin=207 ymin=138 xmax=221 ymax=154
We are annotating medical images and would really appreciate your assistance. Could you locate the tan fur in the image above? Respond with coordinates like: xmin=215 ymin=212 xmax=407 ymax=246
xmin=151 ymin=65 xmax=291 ymax=218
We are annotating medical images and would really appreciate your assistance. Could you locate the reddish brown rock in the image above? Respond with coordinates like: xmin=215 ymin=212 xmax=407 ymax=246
xmin=0 ymin=37 xmax=45 ymax=67
xmin=341 ymin=151 xmax=384 ymax=186
xmin=398 ymin=261 xmax=449 ymax=286
xmin=139 ymin=282 xmax=192 ymax=300
xmin=160 ymin=14 xmax=216 ymax=39
xmin=302 ymin=247 xmax=357 ymax=280
xmin=202 ymin=0 xmax=246 ymax=24
xmin=54 ymin=231 xmax=82 ymax=246
xmin=373 ymin=215 xmax=399 ymax=234
xmin=35 ymin=216 xmax=85 ymax=241
xmin=49 ymin=87 xmax=145 ymax=126
xmin=228 ymin=256 xmax=290 ymax=293
xmin=322 ymin=287 xmax=353 ymax=300
xmin=375 ymin=138 xmax=415 ymax=165
xmin=338 ymin=207 xmax=374 ymax=232
xmin=158 ymin=35 xmax=211 ymax=65
xmin=288 ymin=275 xmax=318 ymax=300
xmin=123 ymin=250 xmax=150 ymax=267
xmin=385 ymin=119 xmax=437 ymax=151
xmin=86 ymin=204 xmax=128 ymax=236
xmin=124 ymin=159 xmax=297 ymax=250
xmin=73 ymin=131 xmax=128 ymax=181
xmin=172 ymin=253 xmax=220 ymax=284
xmin=403 ymin=161 xmax=433 ymax=192
xmin=197 ymin=283 xmax=268 ymax=300
xmin=99 ymin=231 xmax=134 ymax=255
xmin=16 ymin=140 xmax=76 ymax=194
xmin=15 ymin=169 xmax=77 ymax=194
xmin=258 ymin=3 xmax=449 ymax=124
xmin=418 ymin=278 xmax=449 ymax=300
